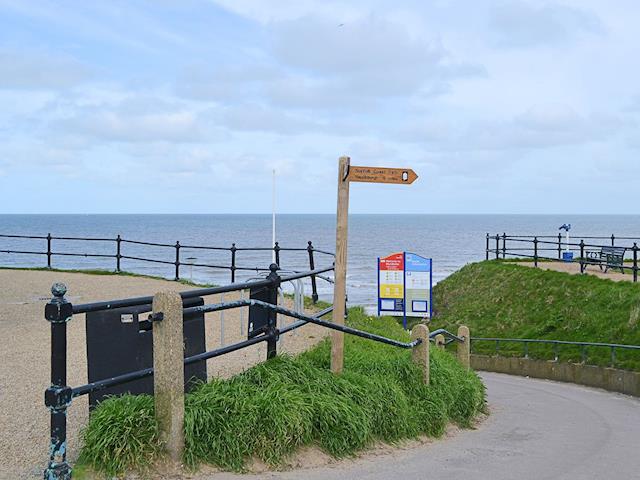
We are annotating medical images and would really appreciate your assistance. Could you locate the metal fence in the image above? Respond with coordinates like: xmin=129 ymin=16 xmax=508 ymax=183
xmin=43 ymin=260 xmax=465 ymax=478
xmin=485 ymin=233 xmax=640 ymax=281
xmin=470 ymin=337 xmax=640 ymax=369
xmin=0 ymin=233 xmax=334 ymax=302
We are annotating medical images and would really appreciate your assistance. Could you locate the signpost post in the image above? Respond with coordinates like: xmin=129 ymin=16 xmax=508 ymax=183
xmin=331 ymin=156 xmax=418 ymax=374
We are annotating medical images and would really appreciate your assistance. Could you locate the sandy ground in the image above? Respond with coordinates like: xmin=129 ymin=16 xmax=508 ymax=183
xmin=0 ymin=269 xmax=327 ymax=480
xmin=517 ymin=260 xmax=634 ymax=282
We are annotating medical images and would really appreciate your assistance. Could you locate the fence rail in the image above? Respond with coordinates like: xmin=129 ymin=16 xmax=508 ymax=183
xmin=470 ymin=337 xmax=640 ymax=369
xmin=485 ymin=233 xmax=640 ymax=282
xmin=0 ymin=233 xmax=334 ymax=301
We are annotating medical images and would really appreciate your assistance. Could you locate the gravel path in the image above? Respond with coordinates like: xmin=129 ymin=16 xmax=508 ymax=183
xmin=0 ymin=269 xmax=327 ymax=480
xmin=517 ymin=261 xmax=632 ymax=281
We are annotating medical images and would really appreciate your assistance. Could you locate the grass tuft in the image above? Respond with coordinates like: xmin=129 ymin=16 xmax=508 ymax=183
xmin=79 ymin=307 xmax=485 ymax=476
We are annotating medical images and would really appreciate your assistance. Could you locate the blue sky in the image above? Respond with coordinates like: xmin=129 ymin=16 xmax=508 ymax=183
xmin=0 ymin=0 xmax=638 ymax=214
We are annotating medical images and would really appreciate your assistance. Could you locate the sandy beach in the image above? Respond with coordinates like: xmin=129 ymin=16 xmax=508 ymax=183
xmin=0 ymin=269 xmax=327 ymax=480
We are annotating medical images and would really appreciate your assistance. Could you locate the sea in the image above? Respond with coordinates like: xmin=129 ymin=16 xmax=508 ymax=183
xmin=1 ymin=214 xmax=639 ymax=309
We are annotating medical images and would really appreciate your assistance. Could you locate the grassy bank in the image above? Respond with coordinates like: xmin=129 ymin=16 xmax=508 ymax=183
xmin=433 ymin=261 xmax=640 ymax=370
xmin=78 ymin=308 xmax=485 ymax=477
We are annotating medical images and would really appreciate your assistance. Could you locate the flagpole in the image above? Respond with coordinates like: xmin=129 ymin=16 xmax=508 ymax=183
xmin=272 ymin=169 xmax=276 ymax=264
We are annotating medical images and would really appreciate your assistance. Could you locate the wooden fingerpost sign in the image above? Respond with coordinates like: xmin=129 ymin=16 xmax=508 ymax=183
xmin=331 ymin=156 xmax=418 ymax=374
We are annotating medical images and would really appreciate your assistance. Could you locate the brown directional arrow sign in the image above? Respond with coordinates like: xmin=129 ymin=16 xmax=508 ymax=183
xmin=347 ymin=165 xmax=418 ymax=184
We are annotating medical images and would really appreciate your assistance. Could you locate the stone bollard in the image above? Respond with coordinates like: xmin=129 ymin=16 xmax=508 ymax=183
xmin=152 ymin=291 xmax=185 ymax=463
xmin=435 ymin=333 xmax=446 ymax=350
xmin=411 ymin=324 xmax=430 ymax=385
xmin=457 ymin=325 xmax=471 ymax=370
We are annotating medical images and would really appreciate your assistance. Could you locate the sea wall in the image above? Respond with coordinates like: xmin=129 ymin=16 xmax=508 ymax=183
xmin=471 ymin=354 xmax=640 ymax=397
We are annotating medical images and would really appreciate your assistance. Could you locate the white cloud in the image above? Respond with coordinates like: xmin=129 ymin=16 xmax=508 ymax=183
xmin=0 ymin=49 xmax=90 ymax=89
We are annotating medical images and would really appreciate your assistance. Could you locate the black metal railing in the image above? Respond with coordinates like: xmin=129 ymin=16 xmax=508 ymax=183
xmin=0 ymin=233 xmax=334 ymax=301
xmin=484 ymin=233 xmax=640 ymax=281
xmin=43 ymin=262 xmax=456 ymax=479
xmin=470 ymin=337 xmax=640 ymax=369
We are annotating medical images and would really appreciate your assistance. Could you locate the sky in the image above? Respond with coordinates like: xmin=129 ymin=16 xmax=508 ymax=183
xmin=0 ymin=0 xmax=638 ymax=214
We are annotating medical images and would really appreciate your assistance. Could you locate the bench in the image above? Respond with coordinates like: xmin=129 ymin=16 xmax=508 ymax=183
xmin=582 ymin=246 xmax=627 ymax=274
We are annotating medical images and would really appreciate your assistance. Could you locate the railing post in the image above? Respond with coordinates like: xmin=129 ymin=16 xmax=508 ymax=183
xmin=307 ymin=241 xmax=319 ymax=304
xmin=533 ymin=236 xmax=538 ymax=268
xmin=435 ymin=333 xmax=445 ymax=350
xmin=457 ymin=326 xmax=470 ymax=369
xmin=580 ymin=240 xmax=585 ymax=273
xmin=47 ymin=233 xmax=52 ymax=269
xmin=557 ymin=233 xmax=562 ymax=260
xmin=611 ymin=234 xmax=615 ymax=247
xmin=274 ymin=242 xmax=281 ymax=267
xmin=174 ymin=241 xmax=180 ymax=281
xmin=44 ymin=283 xmax=73 ymax=480
xmin=116 ymin=235 xmax=121 ymax=272
xmin=151 ymin=290 xmax=184 ymax=463
xmin=485 ymin=233 xmax=490 ymax=261
xmin=495 ymin=234 xmax=500 ymax=260
xmin=230 ymin=243 xmax=237 ymax=283
xmin=266 ymin=263 xmax=281 ymax=359
xmin=502 ymin=233 xmax=506 ymax=259
xmin=411 ymin=325 xmax=430 ymax=384
xmin=633 ymin=243 xmax=638 ymax=283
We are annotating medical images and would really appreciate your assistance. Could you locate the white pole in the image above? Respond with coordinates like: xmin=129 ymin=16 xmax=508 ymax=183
xmin=272 ymin=169 xmax=276 ymax=264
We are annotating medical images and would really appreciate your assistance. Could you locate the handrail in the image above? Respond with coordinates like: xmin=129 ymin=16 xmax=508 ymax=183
xmin=470 ymin=336 xmax=640 ymax=368
xmin=72 ymin=266 xmax=335 ymax=314
xmin=471 ymin=337 xmax=640 ymax=350
xmin=429 ymin=328 xmax=464 ymax=344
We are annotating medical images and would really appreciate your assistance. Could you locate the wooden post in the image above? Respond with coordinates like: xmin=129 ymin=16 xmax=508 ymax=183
xmin=331 ymin=156 xmax=351 ymax=374
xmin=457 ymin=325 xmax=470 ymax=369
xmin=411 ymin=324 xmax=430 ymax=385
xmin=435 ymin=333 xmax=445 ymax=350
xmin=152 ymin=291 xmax=184 ymax=463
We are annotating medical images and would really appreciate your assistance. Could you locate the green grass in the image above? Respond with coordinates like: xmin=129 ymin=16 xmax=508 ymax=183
xmin=432 ymin=261 xmax=640 ymax=370
xmin=78 ymin=308 xmax=485 ymax=477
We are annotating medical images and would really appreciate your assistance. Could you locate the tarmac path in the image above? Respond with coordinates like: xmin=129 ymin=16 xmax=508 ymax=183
xmin=210 ymin=372 xmax=640 ymax=480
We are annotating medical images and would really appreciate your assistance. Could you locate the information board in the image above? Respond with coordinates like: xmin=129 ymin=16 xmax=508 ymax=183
xmin=378 ymin=252 xmax=405 ymax=316
xmin=377 ymin=252 xmax=432 ymax=328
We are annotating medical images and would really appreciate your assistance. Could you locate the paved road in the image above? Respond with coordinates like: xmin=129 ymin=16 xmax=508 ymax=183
xmin=212 ymin=372 xmax=640 ymax=480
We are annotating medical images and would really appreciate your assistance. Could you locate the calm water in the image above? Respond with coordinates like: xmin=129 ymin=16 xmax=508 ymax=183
xmin=1 ymin=214 xmax=639 ymax=308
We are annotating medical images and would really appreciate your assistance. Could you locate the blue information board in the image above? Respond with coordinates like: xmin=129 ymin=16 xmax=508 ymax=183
xmin=377 ymin=252 xmax=432 ymax=329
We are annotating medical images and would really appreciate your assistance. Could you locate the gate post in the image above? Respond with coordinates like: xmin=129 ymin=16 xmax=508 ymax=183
xmin=307 ymin=241 xmax=319 ymax=304
xmin=230 ymin=243 xmax=237 ymax=283
xmin=46 ymin=233 xmax=52 ymax=269
xmin=457 ymin=326 xmax=470 ymax=370
xmin=411 ymin=324 xmax=430 ymax=385
xmin=44 ymin=283 xmax=73 ymax=480
xmin=152 ymin=290 xmax=184 ymax=463
xmin=116 ymin=235 xmax=122 ymax=272
xmin=485 ymin=233 xmax=490 ymax=261
xmin=435 ymin=333 xmax=445 ymax=350
xmin=266 ymin=263 xmax=281 ymax=359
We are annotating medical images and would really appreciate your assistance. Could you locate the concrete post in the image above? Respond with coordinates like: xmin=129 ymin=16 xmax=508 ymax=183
xmin=457 ymin=325 xmax=471 ymax=370
xmin=411 ymin=324 xmax=430 ymax=385
xmin=152 ymin=291 xmax=184 ymax=463
xmin=435 ymin=333 xmax=446 ymax=350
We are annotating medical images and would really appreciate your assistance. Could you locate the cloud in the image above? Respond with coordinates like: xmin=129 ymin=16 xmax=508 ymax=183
xmin=55 ymin=95 xmax=207 ymax=143
xmin=489 ymin=2 xmax=605 ymax=48
xmin=396 ymin=103 xmax=627 ymax=152
xmin=0 ymin=49 xmax=90 ymax=90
